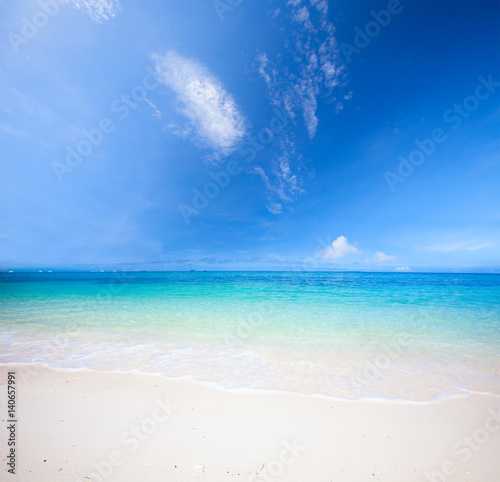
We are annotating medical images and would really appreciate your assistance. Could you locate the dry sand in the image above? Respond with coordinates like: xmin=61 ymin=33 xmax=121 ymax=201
xmin=1 ymin=364 xmax=500 ymax=481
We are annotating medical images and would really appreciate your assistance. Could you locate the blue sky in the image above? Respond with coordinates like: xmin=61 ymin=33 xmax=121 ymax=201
xmin=0 ymin=0 xmax=499 ymax=271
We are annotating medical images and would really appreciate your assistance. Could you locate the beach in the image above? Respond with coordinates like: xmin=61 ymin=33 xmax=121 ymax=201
xmin=2 ymin=0 xmax=499 ymax=478
xmin=1 ymin=272 xmax=500 ymax=480
xmin=2 ymin=364 xmax=500 ymax=481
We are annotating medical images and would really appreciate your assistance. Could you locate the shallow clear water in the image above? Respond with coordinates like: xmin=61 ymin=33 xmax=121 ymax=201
xmin=1 ymin=271 xmax=499 ymax=400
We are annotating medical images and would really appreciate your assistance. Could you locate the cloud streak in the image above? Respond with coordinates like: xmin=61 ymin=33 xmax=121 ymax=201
xmin=250 ymin=137 xmax=305 ymax=214
xmin=425 ymin=241 xmax=496 ymax=252
xmin=258 ymin=0 xmax=345 ymax=138
xmin=69 ymin=0 xmax=120 ymax=23
xmin=254 ymin=0 xmax=346 ymax=214
xmin=153 ymin=50 xmax=247 ymax=158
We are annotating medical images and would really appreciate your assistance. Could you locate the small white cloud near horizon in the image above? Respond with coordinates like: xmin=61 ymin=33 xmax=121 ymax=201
xmin=395 ymin=266 xmax=412 ymax=272
xmin=69 ymin=0 xmax=120 ymax=23
xmin=368 ymin=251 xmax=397 ymax=263
xmin=318 ymin=236 xmax=361 ymax=260
xmin=153 ymin=50 xmax=247 ymax=158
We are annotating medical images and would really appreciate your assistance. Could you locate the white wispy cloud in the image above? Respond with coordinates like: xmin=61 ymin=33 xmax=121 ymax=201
xmin=318 ymin=236 xmax=361 ymax=260
xmin=257 ymin=52 xmax=272 ymax=86
xmin=0 ymin=123 xmax=27 ymax=138
xmin=395 ymin=266 xmax=412 ymax=272
xmin=153 ymin=50 xmax=247 ymax=158
xmin=253 ymin=0 xmax=345 ymax=214
xmin=145 ymin=98 xmax=161 ymax=119
xmin=266 ymin=199 xmax=284 ymax=215
xmin=69 ymin=0 xmax=120 ymax=23
xmin=259 ymin=0 xmax=345 ymax=138
xmin=425 ymin=241 xmax=496 ymax=252
xmin=250 ymin=137 xmax=305 ymax=214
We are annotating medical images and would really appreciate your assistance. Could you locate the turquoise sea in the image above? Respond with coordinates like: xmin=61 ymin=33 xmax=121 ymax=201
xmin=1 ymin=271 xmax=499 ymax=401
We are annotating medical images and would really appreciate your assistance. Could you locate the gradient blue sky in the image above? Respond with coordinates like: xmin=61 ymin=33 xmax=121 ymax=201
xmin=0 ymin=0 xmax=499 ymax=271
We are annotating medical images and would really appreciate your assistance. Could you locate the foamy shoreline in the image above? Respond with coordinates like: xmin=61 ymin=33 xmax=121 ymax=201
xmin=2 ymin=364 xmax=500 ymax=481
xmin=2 ymin=328 xmax=500 ymax=402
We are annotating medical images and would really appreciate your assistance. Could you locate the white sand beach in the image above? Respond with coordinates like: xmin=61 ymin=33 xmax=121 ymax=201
xmin=2 ymin=365 xmax=500 ymax=481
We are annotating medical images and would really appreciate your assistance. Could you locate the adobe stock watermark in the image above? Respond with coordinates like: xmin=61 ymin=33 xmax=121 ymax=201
xmin=248 ymin=438 xmax=305 ymax=482
xmin=339 ymin=0 xmax=407 ymax=63
xmin=223 ymin=234 xmax=348 ymax=349
xmin=178 ymin=108 xmax=291 ymax=224
xmin=425 ymin=406 xmax=500 ymax=481
xmin=385 ymin=74 xmax=500 ymax=192
xmin=85 ymin=397 xmax=178 ymax=481
xmin=213 ymin=0 xmax=244 ymax=22
xmin=8 ymin=0 xmax=70 ymax=54
xmin=350 ymin=297 xmax=456 ymax=392
xmin=350 ymin=332 xmax=414 ymax=391
xmin=52 ymin=68 xmax=159 ymax=183
xmin=223 ymin=299 xmax=275 ymax=349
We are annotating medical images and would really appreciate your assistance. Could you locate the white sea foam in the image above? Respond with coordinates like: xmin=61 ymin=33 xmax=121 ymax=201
xmin=2 ymin=329 xmax=499 ymax=402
